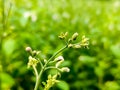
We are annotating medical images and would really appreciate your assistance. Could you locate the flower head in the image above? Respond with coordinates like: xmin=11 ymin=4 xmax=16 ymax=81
xmin=25 ymin=47 xmax=32 ymax=52
xmin=58 ymin=32 xmax=68 ymax=40
xmin=80 ymin=35 xmax=89 ymax=48
xmin=43 ymin=74 xmax=59 ymax=90
xmin=27 ymin=56 xmax=38 ymax=68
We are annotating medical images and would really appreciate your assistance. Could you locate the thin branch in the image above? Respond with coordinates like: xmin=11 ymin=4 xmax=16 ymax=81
xmin=46 ymin=45 xmax=67 ymax=64
xmin=34 ymin=68 xmax=43 ymax=90
xmin=38 ymin=58 xmax=43 ymax=68
xmin=33 ymin=65 xmax=38 ymax=79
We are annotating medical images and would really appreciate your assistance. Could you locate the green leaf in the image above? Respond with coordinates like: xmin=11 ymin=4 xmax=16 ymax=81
xmin=111 ymin=44 xmax=120 ymax=58
xmin=94 ymin=67 xmax=104 ymax=77
xmin=57 ymin=80 xmax=69 ymax=90
xmin=102 ymin=81 xmax=120 ymax=90
xmin=1 ymin=72 xmax=15 ymax=90
xmin=2 ymin=38 xmax=16 ymax=56
xmin=79 ymin=55 xmax=96 ymax=64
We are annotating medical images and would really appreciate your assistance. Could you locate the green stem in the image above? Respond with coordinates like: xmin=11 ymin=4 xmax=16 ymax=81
xmin=34 ymin=68 xmax=43 ymax=90
xmin=33 ymin=65 xmax=38 ymax=79
xmin=34 ymin=45 xmax=68 ymax=90
xmin=38 ymin=58 xmax=43 ymax=68
xmin=46 ymin=45 xmax=68 ymax=64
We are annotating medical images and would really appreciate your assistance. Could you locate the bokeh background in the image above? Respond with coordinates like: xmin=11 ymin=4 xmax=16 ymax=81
xmin=0 ymin=0 xmax=120 ymax=90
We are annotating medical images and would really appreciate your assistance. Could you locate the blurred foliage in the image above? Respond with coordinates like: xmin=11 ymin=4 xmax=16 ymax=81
xmin=0 ymin=0 xmax=120 ymax=90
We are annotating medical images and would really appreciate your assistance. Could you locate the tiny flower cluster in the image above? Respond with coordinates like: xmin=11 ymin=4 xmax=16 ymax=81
xmin=68 ymin=35 xmax=89 ymax=49
xmin=25 ymin=47 xmax=40 ymax=68
xmin=80 ymin=35 xmax=89 ymax=48
xmin=26 ymin=47 xmax=70 ymax=90
xmin=58 ymin=32 xmax=68 ymax=40
xmin=25 ymin=46 xmax=40 ymax=56
xmin=58 ymin=32 xmax=89 ymax=49
xmin=27 ymin=56 xmax=38 ymax=68
xmin=43 ymin=74 xmax=59 ymax=90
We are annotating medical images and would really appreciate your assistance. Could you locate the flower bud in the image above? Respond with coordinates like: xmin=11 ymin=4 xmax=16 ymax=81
xmin=71 ymin=32 xmax=79 ymax=40
xmin=54 ymin=56 xmax=64 ymax=62
xmin=25 ymin=47 xmax=32 ymax=52
xmin=32 ymin=50 xmax=37 ymax=56
xmin=55 ymin=60 xmax=64 ymax=68
xmin=68 ymin=44 xmax=73 ymax=48
xmin=82 ymin=35 xmax=89 ymax=43
xmin=44 ymin=59 xmax=47 ymax=63
xmin=64 ymin=32 xmax=68 ymax=37
xmin=32 ymin=50 xmax=40 ymax=56
xmin=60 ymin=67 xmax=70 ymax=72
xmin=73 ymin=44 xmax=81 ymax=48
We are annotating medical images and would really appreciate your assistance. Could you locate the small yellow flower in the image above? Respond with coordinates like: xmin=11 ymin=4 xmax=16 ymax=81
xmin=81 ymin=35 xmax=89 ymax=44
xmin=44 ymin=74 xmax=59 ymax=90
xmin=58 ymin=32 xmax=68 ymax=40
xmin=27 ymin=56 xmax=38 ymax=68
xmin=81 ymin=35 xmax=89 ymax=48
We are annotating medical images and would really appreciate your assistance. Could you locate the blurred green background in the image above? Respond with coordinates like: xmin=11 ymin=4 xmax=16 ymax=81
xmin=0 ymin=0 xmax=120 ymax=90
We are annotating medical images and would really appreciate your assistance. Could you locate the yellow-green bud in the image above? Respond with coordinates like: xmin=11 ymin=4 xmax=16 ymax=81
xmin=80 ymin=35 xmax=89 ymax=48
xmin=32 ymin=50 xmax=40 ymax=56
xmin=82 ymin=35 xmax=89 ymax=43
xmin=73 ymin=44 xmax=81 ymax=48
xmin=54 ymin=56 xmax=64 ymax=62
xmin=44 ymin=59 xmax=47 ymax=63
xmin=55 ymin=60 xmax=64 ymax=68
xmin=60 ymin=67 xmax=70 ymax=72
xmin=72 ymin=32 xmax=79 ymax=40
xmin=68 ymin=44 xmax=73 ymax=48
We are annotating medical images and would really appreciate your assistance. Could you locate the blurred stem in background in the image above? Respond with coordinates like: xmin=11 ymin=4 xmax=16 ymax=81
xmin=0 ymin=0 xmax=5 ymax=89
xmin=2 ymin=0 xmax=5 ymax=31
xmin=0 ymin=0 xmax=12 ymax=89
